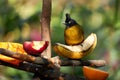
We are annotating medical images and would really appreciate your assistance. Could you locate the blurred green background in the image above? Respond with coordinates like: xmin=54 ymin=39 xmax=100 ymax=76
xmin=0 ymin=0 xmax=120 ymax=80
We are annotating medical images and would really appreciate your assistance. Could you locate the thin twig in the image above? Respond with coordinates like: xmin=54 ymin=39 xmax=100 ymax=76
xmin=61 ymin=59 xmax=106 ymax=67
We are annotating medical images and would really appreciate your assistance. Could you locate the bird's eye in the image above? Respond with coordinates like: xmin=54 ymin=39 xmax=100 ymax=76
xmin=68 ymin=21 xmax=71 ymax=24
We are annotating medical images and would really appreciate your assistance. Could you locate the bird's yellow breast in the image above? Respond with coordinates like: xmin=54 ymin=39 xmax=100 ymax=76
xmin=64 ymin=25 xmax=84 ymax=45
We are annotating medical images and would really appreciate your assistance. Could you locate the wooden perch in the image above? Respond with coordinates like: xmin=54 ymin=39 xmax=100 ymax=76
xmin=0 ymin=60 xmax=85 ymax=80
xmin=0 ymin=60 xmax=43 ymax=73
xmin=0 ymin=48 xmax=107 ymax=80
xmin=0 ymin=48 xmax=106 ymax=67
xmin=40 ymin=0 xmax=52 ymax=58
xmin=0 ymin=48 xmax=49 ymax=65
xmin=61 ymin=59 xmax=106 ymax=67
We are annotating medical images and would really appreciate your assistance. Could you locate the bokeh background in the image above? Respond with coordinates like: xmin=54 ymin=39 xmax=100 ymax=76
xmin=0 ymin=0 xmax=120 ymax=80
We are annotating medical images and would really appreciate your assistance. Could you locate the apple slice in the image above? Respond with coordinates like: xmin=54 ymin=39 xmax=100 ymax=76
xmin=23 ymin=41 xmax=49 ymax=55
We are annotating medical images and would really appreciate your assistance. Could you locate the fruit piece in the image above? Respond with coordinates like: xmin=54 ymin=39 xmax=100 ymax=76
xmin=83 ymin=66 xmax=109 ymax=80
xmin=23 ymin=41 xmax=49 ymax=55
xmin=53 ymin=33 xmax=97 ymax=59
xmin=0 ymin=42 xmax=27 ymax=66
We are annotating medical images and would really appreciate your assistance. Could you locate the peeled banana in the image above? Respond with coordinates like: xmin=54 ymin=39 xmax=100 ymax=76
xmin=53 ymin=33 xmax=97 ymax=59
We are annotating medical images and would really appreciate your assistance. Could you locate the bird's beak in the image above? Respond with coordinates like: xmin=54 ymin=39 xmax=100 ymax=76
xmin=62 ymin=22 xmax=67 ymax=25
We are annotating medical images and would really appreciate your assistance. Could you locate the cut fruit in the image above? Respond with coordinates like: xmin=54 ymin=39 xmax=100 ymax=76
xmin=83 ymin=66 xmax=109 ymax=80
xmin=23 ymin=41 xmax=49 ymax=55
xmin=0 ymin=42 xmax=27 ymax=66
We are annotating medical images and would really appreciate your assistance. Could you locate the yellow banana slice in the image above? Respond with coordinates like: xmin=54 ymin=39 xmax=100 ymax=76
xmin=0 ymin=42 xmax=27 ymax=65
xmin=53 ymin=33 xmax=97 ymax=59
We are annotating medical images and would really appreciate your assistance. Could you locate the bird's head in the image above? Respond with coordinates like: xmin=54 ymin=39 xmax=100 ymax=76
xmin=64 ymin=13 xmax=77 ymax=27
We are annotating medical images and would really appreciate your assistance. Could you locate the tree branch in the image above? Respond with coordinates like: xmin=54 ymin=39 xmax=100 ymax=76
xmin=0 ymin=60 xmax=43 ymax=73
xmin=0 ymin=48 xmax=107 ymax=80
xmin=0 ymin=48 xmax=106 ymax=67
xmin=0 ymin=48 xmax=49 ymax=65
xmin=61 ymin=59 xmax=106 ymax=67
xmin=40 ymin=0 xmax=52 ymax=58
xmin=0 ymin=60 xmax=85 ymax=80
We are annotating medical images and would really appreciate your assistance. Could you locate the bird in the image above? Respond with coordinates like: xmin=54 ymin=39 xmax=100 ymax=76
xmin=53 ymin=33 xmax=97 ymax=59
xmin=64 ymin=13 xmax=84 ymax=45
xmin=53 ymin=14 xmax=97 ymax=59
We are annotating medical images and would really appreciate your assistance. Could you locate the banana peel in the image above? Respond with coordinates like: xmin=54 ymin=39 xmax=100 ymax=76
xmin=53 ymin=33 xmax=97 ymax=59
xmin=0 ymin=42 xmax=27 ymax=65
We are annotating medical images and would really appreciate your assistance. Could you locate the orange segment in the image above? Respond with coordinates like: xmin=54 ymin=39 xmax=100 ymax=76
xmin=83 ymin=66 xmax=109 ymax=80
xmin=0 ymin=42 xmax=27 ymax=66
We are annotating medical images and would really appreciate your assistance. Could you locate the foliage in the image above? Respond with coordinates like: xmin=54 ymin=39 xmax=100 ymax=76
xmin=0 ymin=0 xmax=120 ymax=80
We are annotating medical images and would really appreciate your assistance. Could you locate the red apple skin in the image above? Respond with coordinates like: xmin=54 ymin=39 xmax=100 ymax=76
xmin=23 ymin=41 xmax=49 ymax=55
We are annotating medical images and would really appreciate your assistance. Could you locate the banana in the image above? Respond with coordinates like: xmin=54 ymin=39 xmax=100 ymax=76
xmin=53 ymin=33 xmax=97 ymax=59
xmin=0 ymin=42 xmax=27 ymax=65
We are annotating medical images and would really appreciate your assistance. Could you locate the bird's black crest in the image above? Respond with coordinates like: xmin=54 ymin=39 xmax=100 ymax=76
xmin=65 ymin=13 xmax=71 ymax=23
xmin=65 ymin=13 xmax=77 ymax=27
